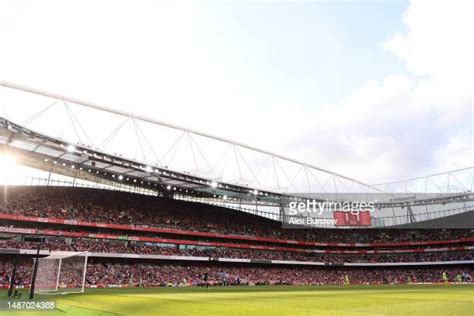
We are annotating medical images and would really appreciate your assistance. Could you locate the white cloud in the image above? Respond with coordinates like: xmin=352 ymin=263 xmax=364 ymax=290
xmin=383 ymin=0 xmax=473 ymax=84
xmin=290 ymin=0 xmax=473 ymax=183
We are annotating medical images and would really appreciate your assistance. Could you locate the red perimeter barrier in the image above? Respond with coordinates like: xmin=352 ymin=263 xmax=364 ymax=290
xmin=0 ymin=212 xmax=472 ymax=249
xmin=0 ymin=225 xmax=472 ymax=255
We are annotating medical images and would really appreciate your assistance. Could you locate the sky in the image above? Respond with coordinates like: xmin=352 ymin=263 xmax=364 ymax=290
xmin=0 ymin=0 xmax=472 ymax=187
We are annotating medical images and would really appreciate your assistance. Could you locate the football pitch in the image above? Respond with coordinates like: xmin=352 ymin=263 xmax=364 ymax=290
xmin=1 ymin=285 xmax=473 ymax=316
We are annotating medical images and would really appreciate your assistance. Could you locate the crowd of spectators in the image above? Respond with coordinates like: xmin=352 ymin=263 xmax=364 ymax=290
xmin=0 ymin=186 xmax=472 ymax=244
xmin=0 ymin=238 xmax=472 ymax=263
xmin=84 ymin=264 xmax=473 ymax=287
xmin=1 ymin=258 xmax=471 ymax=288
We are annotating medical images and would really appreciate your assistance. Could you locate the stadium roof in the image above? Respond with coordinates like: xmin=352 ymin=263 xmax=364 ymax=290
xmin=0 ymin=82 xmax=472 ymax=210
xmin=0 ymin=116 xmax=289 ymax=205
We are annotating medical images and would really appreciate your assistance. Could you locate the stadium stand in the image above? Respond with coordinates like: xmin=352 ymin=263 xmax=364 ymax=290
xmin=0 ymin=186 xmax=472 ymax=288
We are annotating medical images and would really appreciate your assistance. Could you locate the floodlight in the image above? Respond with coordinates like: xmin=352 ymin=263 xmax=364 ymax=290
xmin=66 ymin=145 xmax=76 ymax=152
xmin=211 ymin=181 xmax=218 ymax=188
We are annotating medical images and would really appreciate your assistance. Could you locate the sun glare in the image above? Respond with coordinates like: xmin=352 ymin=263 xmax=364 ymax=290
xmin=0 ymin=154 xmax=18 ymax=184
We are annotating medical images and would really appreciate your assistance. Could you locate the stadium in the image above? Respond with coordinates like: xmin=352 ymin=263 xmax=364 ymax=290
xmin=0 ymin=1 xmax=473 ymax=315
xmin=0 ymin=81 xmax=472 ymax=315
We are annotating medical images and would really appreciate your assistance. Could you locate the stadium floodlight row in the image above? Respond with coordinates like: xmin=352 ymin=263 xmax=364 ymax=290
xmin=0 ymin=116 xmax=294 ymax=205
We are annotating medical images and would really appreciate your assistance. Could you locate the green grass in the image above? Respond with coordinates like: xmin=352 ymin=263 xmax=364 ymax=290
xmin=1 ymin=285 xmax=473 ymax=316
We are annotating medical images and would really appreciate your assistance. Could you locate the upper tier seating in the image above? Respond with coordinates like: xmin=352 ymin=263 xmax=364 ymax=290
xmin=0 ymin=186 xmax=472 ymax=244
